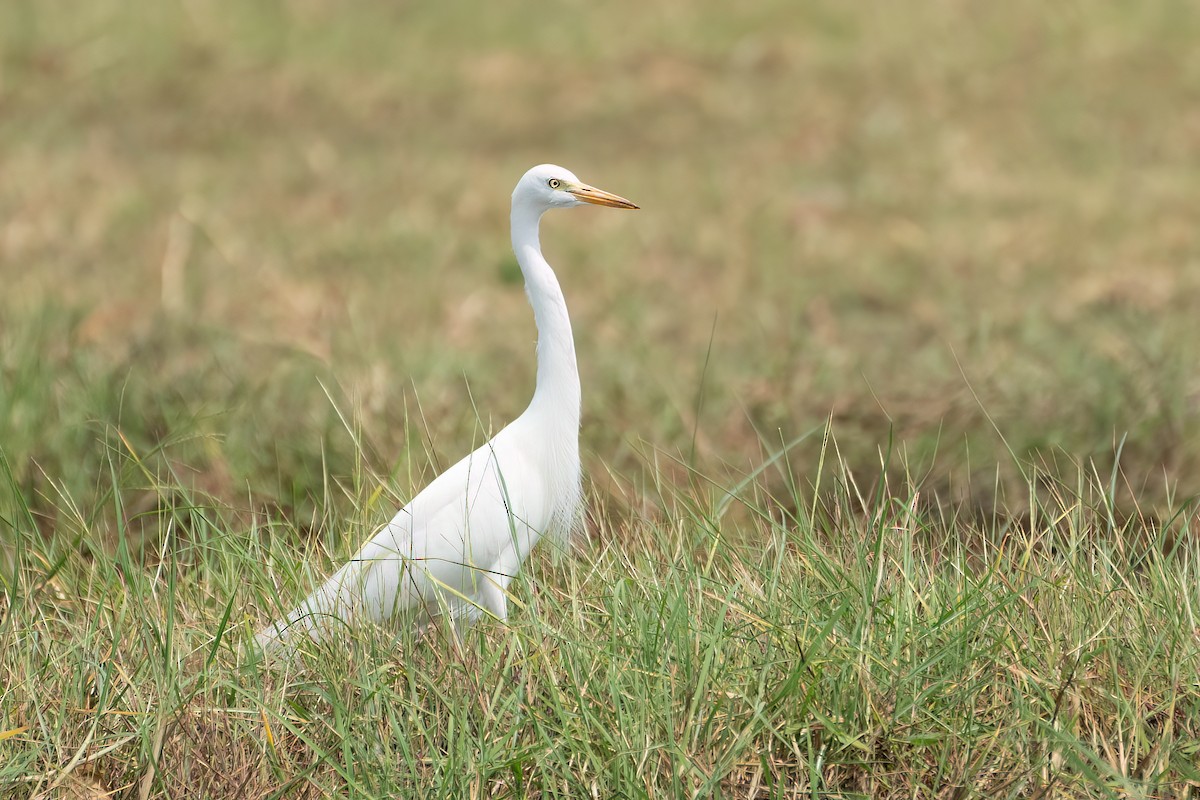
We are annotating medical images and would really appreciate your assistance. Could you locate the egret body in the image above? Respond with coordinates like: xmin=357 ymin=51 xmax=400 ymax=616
xmin=256 ymin=165 xmax=637 ymax=651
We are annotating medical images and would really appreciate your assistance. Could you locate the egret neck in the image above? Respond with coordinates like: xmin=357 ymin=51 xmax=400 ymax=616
xmin=511 ymin=202 xmax=581 ymax=434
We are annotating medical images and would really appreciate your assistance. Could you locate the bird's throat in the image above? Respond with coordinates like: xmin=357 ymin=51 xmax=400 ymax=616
xmin=512 ymin=209 xmax=582 ymax=434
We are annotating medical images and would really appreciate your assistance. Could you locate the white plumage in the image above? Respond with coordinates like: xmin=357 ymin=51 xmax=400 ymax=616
xmin=256 ymin=165 xmax=637 ymax=652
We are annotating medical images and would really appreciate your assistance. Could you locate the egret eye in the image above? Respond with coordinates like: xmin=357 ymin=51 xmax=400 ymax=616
xmin=548 ymin=178 xmax=561 ymax=189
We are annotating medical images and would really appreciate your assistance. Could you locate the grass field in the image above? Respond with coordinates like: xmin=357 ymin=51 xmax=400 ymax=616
xmin=2 ymin=1 xmax=1200 ymax=797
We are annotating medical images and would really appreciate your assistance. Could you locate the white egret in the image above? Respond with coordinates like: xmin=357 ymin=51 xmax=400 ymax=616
xmin=256 ymin=164 xmax=637 ymax=652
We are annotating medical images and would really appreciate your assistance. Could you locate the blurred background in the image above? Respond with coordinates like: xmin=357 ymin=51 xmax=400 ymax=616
xmin=2 ymin=0 xmax=1198 ymax=535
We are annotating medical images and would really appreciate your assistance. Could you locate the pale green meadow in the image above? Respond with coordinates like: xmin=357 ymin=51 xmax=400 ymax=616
xmin=2 ymin=2 xmax=1199 ymax=797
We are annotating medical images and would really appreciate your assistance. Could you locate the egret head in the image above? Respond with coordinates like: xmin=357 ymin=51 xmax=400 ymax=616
xmin=513 ymin=164 xmax=639 ymax=214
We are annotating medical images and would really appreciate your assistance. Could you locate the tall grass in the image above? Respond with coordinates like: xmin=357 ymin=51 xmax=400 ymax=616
xmin=3 ymin=418 xmax=1198 ymax=797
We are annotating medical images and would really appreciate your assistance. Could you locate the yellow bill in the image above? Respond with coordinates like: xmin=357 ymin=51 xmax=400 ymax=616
xmin=566 ymin=183 xmax=639 ymax=209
